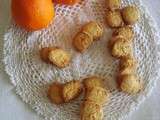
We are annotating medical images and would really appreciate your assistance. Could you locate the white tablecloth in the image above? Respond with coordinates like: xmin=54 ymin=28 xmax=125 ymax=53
xmin=0 ymin=0 xmax=160 ymax=120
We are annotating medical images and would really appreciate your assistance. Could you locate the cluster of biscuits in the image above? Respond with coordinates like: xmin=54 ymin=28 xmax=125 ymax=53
xmin=106 ymin=0 xmax=142 ymax=94
xmin=73 ymin=21 xmax=103 ymax=52
xmin=40 ymin=21 xmax=103 ymax=69
xmin=48 ymin=80 xmax=82 ymax=104
xmin=39 ymin=0 xmax=142 ymax=119
xmin=106 ymin=0 xmax=140 ymax=27
xmin=48 ymin=76 xmax=110 ymax=120
xmin=81 ymin=76 xmax=110 ymax=120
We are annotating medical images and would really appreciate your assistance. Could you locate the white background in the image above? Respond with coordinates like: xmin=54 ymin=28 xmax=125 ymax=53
xmin=0 ymin=0 xmax=160 ymax=120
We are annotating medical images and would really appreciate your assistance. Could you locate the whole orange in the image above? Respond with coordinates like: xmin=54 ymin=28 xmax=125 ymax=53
xmin=11 ymin=0 xmax=55 ymax=31
xmin=54 ymin=0 xmax=80 ymax=5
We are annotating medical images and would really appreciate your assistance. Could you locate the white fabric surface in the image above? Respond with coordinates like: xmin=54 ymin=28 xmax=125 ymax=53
xmin=0 ymin=0 xmax=160 ymax=120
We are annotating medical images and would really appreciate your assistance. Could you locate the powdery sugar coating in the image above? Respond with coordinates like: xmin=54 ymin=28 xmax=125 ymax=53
xmin=3 ymin=0 xmax=160 ymax=120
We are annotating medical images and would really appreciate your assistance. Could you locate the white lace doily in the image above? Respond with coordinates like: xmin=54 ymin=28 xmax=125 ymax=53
xmin=3 ymin=0 xmax=160 ymax=120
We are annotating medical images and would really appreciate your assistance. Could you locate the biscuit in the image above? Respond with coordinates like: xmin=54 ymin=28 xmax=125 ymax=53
xmin=119 ymin=56 xmax=137 ymax=70
xmin=108 ymin=36 xmax=124 ymax=50
xmin=111 ymin=37 xmax=132 ymax=58
xmin=73 ymin=32 xmax=94 ymax=52
xmin=113 ymin=26 xmax=134 ymax=41
xmin=48 ymin=82 xmax=64 ymax=104
xmin=122 ymin=6 xmax=140 ymax=25
xmin=117 ymin=67 xmax=135 ymax=85
xmin=83 ymin=76 xmax=104 ymax=90
xmin=119 ymin=66 xmax=135 ymax=76
xmin=106 ymin=10 xmax=124 ymax=28
xmin=82 ymin=21 xmax=103 ymax=40
xmin=85 ymin=87 xmax=110 ymax=106
xmin=40 ymin=47 xmax=55 ymax=63
xmin=80 ymin=101 xmax=103 ymax=120
xmin=62 ymin=80 xmax=82 ymax=102
xmin=120 ymin=74 xmax=142 ymax=94
xmin=48 ymin=48 xmax=71 ymax=68
xmin=106 ymin=0 xmax=121 ymax=11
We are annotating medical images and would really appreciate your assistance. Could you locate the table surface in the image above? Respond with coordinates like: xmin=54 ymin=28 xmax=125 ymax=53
xmin=0 ymin=0 xmax=160 ymax=120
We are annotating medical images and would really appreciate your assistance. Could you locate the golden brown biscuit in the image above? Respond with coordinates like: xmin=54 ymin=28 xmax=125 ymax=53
xmin=117 ymin=66 xmax=135 ymax=86
xmin=85 ymin=87 xmax=110 ymax=106
xmin=119 ymin=66 xmax=135 ymax=76
xmin=48 ymin=82 xmax=64 ymax=104
xmin=40 ymin=47 xmax=55 ymax=63
xmin=82 ymin=21 xmax=103 ymax=40
xmin=48 ymin=48 xmax=71 ymax=68
xmin=120 ymin=74 xmax=142 ymax=94
xmin=106 ymin=10 xmax=124 ymax=28
xmin=73 ymin=32 xmax=94 ymax=52
xmin=80 ymin=101 xmax=103 ymax=120
xmin=113 ymin=26 xmax=134 ymax=41
xmin=122 ymin=6 xmax=140 ymax=25
xmin=62 ymin=80 xmax=82 ymax=102
xmin=108 ymin=36 xmax=124 ymax=50
xmin=119 ymin=56 xmax=137 ymax=70
xmin=106 ymin=0 xmax=121 ymax=11
xmin=83 ymin=76 xmax=104 ymax=90
xmin=111 ymin=37 xmax=132 ymax=58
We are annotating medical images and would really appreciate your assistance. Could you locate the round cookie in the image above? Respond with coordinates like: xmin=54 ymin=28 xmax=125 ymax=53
xmin=40 ymin=47 xmax=55 ymax=63
xmin=73 ymin=32 xmax=94 ymax=52
xmin=111 ymin=37 xmax=132 ymax=58
xmin=119 ymin=56 xmax=137 ymax=70
xmin=48 ymin=48 xmax=71 ymax=68
xmin=113 ymin=26 xmax=134 ymax=41
xmin=120 ymin=74 xmax=142 ymax=94
xmin=122 ymin=6 xmax=140 ymax=25
xmin=106 ymin=0 xmax=121 ymax=11
xmin=80 ymin=101 xmax=103 ymax=120
xmin=83 ymin=76 xmax=104 ymax=90
xmin=108 ymin=36 xmax=124 ymax=50
xmin=117 ymin=66 xmax=135 ymax=86
xmin=48 ymin=82 xmax=64 ymax=104
xmin=85 ymin=87 xmax=110 ymax=106
xmin=62 ymin=80 xmax=82 ymax=102
xmin=82 ymin=21 xmax=104 ymax=40
xmin=106 ymin=10 xmax=124 ymax=28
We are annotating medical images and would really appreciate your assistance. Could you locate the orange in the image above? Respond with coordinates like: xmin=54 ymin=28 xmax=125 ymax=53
xmin=11 ymin=0 xmax=55 ymax=31
xmin=54 ymin=0 xmax=80 ymax=5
